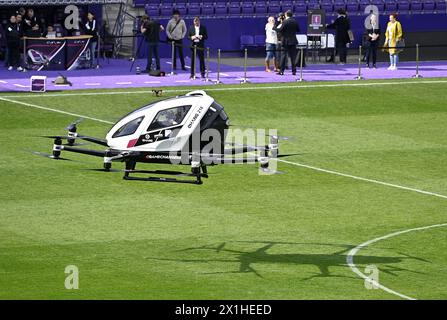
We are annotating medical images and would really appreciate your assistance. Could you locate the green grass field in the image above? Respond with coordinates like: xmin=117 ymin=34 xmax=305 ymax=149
xmin=0 ymin=79 xmax=447 ymax=299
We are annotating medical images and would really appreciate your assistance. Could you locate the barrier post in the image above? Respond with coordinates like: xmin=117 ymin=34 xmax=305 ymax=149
xmin=412 ymin=43 xmax=423 ymax=78
xmin=240 ymin=48 xmax=250 ymax=84
xmin=214 ymin=49 xmax=222 ymax=84
xmin=23 ymin=37 xmax=27 ymax=70
xmin=296 ymin=47 xmax=305 ymax=82
xmin=205 ymin=47 xmax=210 ymax=82
xmin=354 ymin=45 xmax=364 ymax=80
xmin=97 ymin=36 xmax=101 ymax=69
xmin=170 ymin=41 xmax=176 ymax=75
xmin=192 ymin=45 xmax=197 ymax=80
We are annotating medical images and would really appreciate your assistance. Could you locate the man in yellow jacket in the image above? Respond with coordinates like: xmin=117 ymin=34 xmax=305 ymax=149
xmin=384 ymin=13 xmax=403 ymax=70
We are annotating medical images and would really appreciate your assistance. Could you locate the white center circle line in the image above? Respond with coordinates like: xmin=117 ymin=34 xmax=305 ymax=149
xmin=346 ymin=223 xmax=447 ymax=300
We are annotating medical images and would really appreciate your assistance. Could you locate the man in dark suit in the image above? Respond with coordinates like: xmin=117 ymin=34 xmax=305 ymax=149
xmin=326 ymin=9 xmax=351 ymax=64
xmin=188 ymin=17 xmax=208 ymax=79
xmin=274 ymin=10 xmax=299 ymax=75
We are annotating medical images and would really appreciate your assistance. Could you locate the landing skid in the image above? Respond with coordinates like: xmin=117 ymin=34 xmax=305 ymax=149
xmin=123 ymin=162 xmax=208 ymax=185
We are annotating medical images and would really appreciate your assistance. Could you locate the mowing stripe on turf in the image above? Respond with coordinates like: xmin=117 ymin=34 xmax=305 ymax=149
xmin=3 ymin=95 xmax=447 ymax=202
xmin=347 ymin=223 xmax=447 ymax=300
xmin=0 ymin=96 xmax=114 ymax=125
xmin=277 ymin=159 xmax=447 ymax=200
xmin=1 ymin=79 xmax=447 ymax=99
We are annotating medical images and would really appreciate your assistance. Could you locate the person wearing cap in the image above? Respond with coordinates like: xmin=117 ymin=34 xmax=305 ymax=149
xmin=166 ymin=9 xmax=187 ymax=71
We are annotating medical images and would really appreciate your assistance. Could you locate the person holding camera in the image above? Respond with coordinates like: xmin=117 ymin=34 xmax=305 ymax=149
xmin=166 ymin=10 xmax=187 ymax=71
xmin=326 ymin=9 xmax=351 ymax=65
xmin=188 ymin=17 xmax=208 ymax=79
xmin=274 ymin=13 xmax=285 ymax=72
xmin=141 ymin=15 xmax=164 ymax=72
xmin=274 ymin=10 xmax=299 ymax=76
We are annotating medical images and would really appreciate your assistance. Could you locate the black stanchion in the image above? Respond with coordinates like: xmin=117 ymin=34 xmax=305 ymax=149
xmin=297 ymin=47 xmax=305 ymax=82
xmin=192 ymin=45 xmax=197 ymax=80
xmin=240 ymin=48 xmax=250 ymax=84
xmin=170 ymin=41 xmax=176 ymax=76
xmin=412 ymin=43 xmax=423 ymax=78
xmin=354 ymin=45 xmax=364 ymax=80
xmin=129 ymin=35 xmax=144 ymax=72
xmin=214 ymin=49 xmax=223 ymax=84
xmin=205 ymin=47 xmax=211 ymax=82
xmin=96 ymin=37 xmax=101 ymax=69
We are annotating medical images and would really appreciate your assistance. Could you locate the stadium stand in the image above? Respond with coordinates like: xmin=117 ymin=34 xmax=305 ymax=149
xmin=135 ymin=1 xmax=447 ymax=19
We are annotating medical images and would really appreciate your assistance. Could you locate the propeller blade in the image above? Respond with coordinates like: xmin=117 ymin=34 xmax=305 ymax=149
xmin=267 ymin=134 xmax=294 ymax=141
xmin=62 ymin=142 xmax=88 ymax=147
xmin=260 ymin=167 xmax=284 ymax=174
xmin=85 ymin=168 xmax=124 ymax=173
xmin=29 ymin=151 xmax=72 ymax=161
xmin=224 ymin=142 xmax=268 ymax=151
xmin=41 ymin=135 xmax=73 ymax=140
xmin=65 ymin=118 xmax=84 ymax=131
xmin=228 ymin=124 xmax=257 ymax=129
xmin=275 ymin=153 xmax=302 ymax=158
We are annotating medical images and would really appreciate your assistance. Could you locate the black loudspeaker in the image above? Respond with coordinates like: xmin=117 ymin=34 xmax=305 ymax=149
xmin=149 ymin=70 xmax=166 ymax=77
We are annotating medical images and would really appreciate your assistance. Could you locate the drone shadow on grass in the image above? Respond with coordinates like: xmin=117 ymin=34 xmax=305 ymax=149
xmin=146 ymin=241 xmax=430 ymax=281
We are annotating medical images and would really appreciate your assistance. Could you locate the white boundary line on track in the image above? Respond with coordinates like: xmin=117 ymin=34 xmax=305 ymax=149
xmin=1 ymin=79 xmax=447 ymax=99
xmin=346 ymin=223 xmax=447 ymax=300
xmin=3 ymin=94 xmax=447 ymax=299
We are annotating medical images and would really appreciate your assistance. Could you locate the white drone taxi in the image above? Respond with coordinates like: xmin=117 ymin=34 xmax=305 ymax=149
xmin=38 ymin=90 xmax=292 ymax=184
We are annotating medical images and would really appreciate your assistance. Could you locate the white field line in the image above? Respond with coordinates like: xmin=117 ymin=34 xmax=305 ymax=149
xmin=0 ymin=96 xmax=114 ymax=125
xmin=1 ymin=79 xmax=447 ymax=99
xmin=277 ymin=159 xmax=447 ymax=200
xmin=346 ymin=223 xmax=447 ymax=300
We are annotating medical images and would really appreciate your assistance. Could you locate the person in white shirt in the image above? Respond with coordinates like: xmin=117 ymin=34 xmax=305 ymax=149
xmin=265 ymin=16 xmax=278 ymax=72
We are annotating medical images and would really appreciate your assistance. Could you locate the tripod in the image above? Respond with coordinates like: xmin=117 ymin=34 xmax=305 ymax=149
xmin=129 ymin=34 xmax=145 ymax=72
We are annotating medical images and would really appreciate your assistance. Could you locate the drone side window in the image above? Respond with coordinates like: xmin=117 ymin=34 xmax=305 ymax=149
xmin=112 ymin=116 xmax=145 ymax=138
xmin=147 ymin=105 xmax=192 ymax=132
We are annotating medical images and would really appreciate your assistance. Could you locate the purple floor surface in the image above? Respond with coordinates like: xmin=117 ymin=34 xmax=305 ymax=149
xmin=0 ymin=58 xmax=446 ymax=93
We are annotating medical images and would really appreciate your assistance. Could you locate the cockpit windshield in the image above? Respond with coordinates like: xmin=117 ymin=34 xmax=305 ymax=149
xmin=148 ymin=105 xmax=192 ymax=131
xmin=112 ymin=116 xmax=144 ymax=138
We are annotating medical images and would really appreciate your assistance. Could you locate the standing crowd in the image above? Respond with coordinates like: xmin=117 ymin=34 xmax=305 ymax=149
xmin=3 ymin=7 xmax=405 ymax=76
xmin=4 ymin=7 xmax=99 ymax=72
xmin=263 ymin=9 xmax=404 ymax=73
xmin=140 ymin=10 xmax=208 ymax=79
